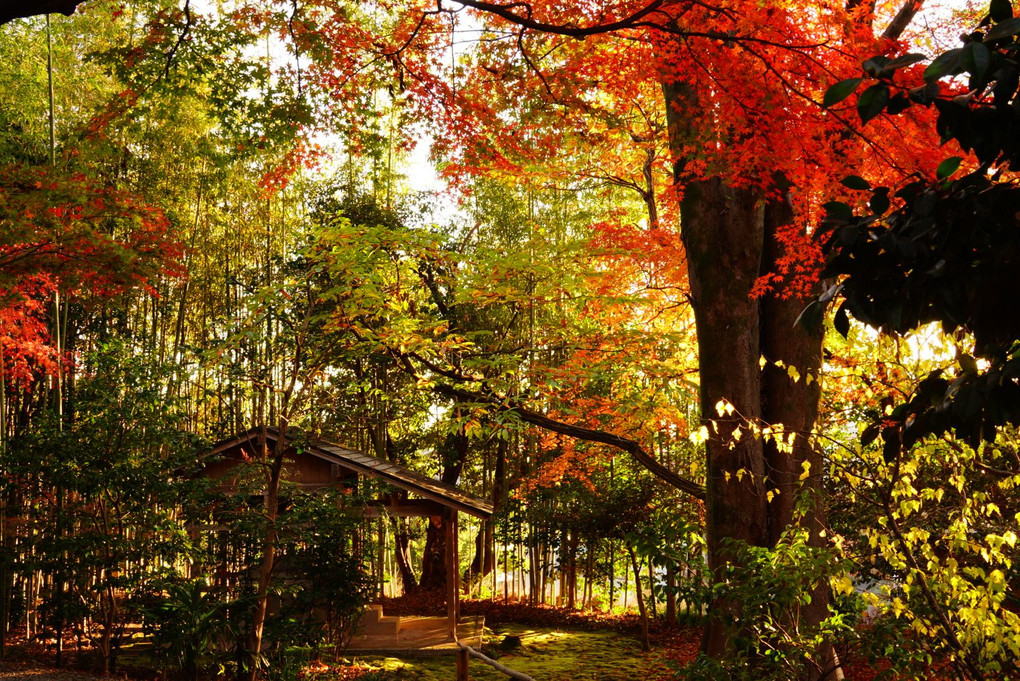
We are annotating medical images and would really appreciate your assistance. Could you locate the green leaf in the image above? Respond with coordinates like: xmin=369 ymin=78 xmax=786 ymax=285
xmin=924 ymin=48 xmax=964 ymax=82
xmin=834 ymin=303 xmax=851 ymax=337
xmin=861 ymin=422 xmax=882 ymax=447
xmin=960 ymin=353 xmax=979 ymax=373
xmin=887 ymin=92 xmax=912 ymax=115
xmin=863 ymin=56 xmax=892 ymax=77
xmin=986 ymin=17 xmax=1020 ymax=41
xmin=823 ymin=201 xmax=854 ymax=222
xmin=841 ymin=175 xmax=871 ymax=190
xmin=857 ymin=84 xmax=890 ymax=124
xmin=936 ymin=156 xmax=963 ymax=180
xmin=909 ymin=81 xmax=940 ymax=105
xmin=963 ymin=42 xmax=992 ymax=81
xmin=823 ymin=78 xmax=863 ymax=108
xmin=883 ymin=53 xmax=928 ymax=73
xmin=870 ymin=189 xmax=891 ymax=215
xmin=991 ymin=0 xmax=1014 ymax=22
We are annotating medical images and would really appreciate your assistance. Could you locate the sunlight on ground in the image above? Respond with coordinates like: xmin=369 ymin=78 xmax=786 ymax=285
xmin=347 ymin=624 xmax=668 ymax=680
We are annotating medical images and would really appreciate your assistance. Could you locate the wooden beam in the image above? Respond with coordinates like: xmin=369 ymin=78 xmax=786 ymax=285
xmin=446 ymin=508 xmax=459 ymax=639
xmin=357 ymin=500 xmax=448 ymax=518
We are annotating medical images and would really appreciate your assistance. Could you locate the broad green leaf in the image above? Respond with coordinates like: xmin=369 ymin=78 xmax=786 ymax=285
xmin=823 ymin=78 xmax=863 ymax=108
xmin=857 ymin=83 xmax=890 ymax=124
xmin=870 ymin=189 xmax=891 ymax=215
xmin=823 ymin=201 xmax=854 ymax=221
xmin=963 ymin=42 xmax=992 ymax=81
xmin=834 ymin=302 xmax=851 ymax=337
xmin=986 ymin=17 xmax=1020 ymax=41
xmin=863 ymin=56 xmax=892 ymax=77
xmin=924 ymin=48 xmax=964 ymax=82
xmin=883 ymin=53 xmax=928 ymax=73
xmin=841 ymin=175 xmax=871 ymax=190
xmin=936 ymin=156 xmax=963 ymax=180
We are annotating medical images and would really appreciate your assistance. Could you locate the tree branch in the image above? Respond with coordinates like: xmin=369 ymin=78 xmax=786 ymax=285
xmin=452 ymin=0 xmax=665 ymax=37
xmin=882 ymin=0 xmax=923 ymax=41
xmin=434 ymin=383 xmax=707 ymax=499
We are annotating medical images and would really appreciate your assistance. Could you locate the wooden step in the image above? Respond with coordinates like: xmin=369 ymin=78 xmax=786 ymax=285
xmin=360 ymin=614 xmax=401 ymax=636
xmin=361 ymin=604 xmax=384 ymax=624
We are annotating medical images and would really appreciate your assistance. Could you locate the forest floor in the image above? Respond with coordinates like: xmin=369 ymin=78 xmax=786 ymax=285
xmin=0 ymin=598 xmax=937 ymax=680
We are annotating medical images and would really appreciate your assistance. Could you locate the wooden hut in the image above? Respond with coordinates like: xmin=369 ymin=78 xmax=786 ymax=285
xmin=204 ymin=427 xmax=493 ymax=646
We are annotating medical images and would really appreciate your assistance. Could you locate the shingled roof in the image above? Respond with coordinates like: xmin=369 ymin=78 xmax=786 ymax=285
xmin=209 ymin=427 xmax=494 ymax=519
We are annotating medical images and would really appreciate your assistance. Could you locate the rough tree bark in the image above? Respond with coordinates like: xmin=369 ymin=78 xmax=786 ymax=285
xmin=418 ymin=426 xmax=469 ymax=592
xmin=663 ymin=79 xmax=830 ymax=664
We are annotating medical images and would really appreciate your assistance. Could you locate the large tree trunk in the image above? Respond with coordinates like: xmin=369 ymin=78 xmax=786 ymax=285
xmin=681 ymin=174 xmax=769 ymax=656
xmin=761 ymin=183 xmax=841 ymax=680
xmin=663 ymin=79 xmax=827 ymax=663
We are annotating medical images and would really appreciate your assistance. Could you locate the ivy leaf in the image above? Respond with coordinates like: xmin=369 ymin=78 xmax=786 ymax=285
xmin=823 ymin=78 xmax=863 ymax=108
xmin=841 ymin=175 xmax=871 ymax=190
xmin=936 ymin=156 xmax=963 ymax=180
xmin=857 ymin=84 xmax=890 ymax=124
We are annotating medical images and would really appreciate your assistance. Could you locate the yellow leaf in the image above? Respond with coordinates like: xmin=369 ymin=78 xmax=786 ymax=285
xmin=715 ymin=399 xmax=727 ymax=417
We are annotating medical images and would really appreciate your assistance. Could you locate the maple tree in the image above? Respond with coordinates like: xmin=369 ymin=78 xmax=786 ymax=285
xmin=291 ymin=0 xmax=945 ymax=672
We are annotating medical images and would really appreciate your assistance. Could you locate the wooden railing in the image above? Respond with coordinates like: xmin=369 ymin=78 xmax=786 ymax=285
xmin=456 ymin=641 xmax=536 ymax=681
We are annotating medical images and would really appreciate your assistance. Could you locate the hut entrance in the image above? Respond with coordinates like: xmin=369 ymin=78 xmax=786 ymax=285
xmin=206 ymin=427 xmax=493 ymax=649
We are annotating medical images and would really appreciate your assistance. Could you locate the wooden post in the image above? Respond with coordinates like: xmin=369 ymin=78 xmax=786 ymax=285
xmin=446 ymin=508 xmax=460 ymax=639
xmin=456 ymin=646 xmax=470 ymax=681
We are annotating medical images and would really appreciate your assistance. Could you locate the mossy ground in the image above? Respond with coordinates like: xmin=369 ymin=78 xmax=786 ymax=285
xmin=335 ymin=624 xmax=673 ymax=680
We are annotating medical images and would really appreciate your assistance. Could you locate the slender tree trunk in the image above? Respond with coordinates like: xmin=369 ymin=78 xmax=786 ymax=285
xmin=628 ymin=545 xmax=650 ymax=652
xmin=566 ymin=529 xmax=578 ymax=610
xmin=389 ymin=515 xmax=417 ymax=594
xmin=665 ymin=562 xmax=678 ymax=626
xmin=243 ymin=424 xmax=288 ymax=681
xmin=419 ymin=428 xmax=468 ymax=591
